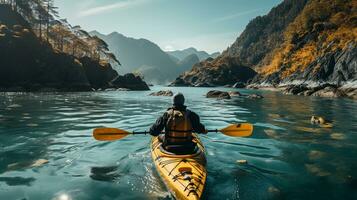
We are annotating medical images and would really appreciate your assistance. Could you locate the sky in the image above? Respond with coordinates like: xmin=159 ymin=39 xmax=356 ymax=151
xmin=55 ymin=0 xmax=282 ymax=54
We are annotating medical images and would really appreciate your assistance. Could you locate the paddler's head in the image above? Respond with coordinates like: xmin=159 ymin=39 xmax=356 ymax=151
xmin=173 ymin=93 xmax=185 ymax=106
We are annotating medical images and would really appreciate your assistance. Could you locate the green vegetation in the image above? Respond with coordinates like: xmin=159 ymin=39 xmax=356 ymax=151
xmin=0 ymin=0 xmax=120 ymax=65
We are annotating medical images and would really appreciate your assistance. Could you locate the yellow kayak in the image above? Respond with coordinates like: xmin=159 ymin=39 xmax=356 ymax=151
xmin=151 ymin=134 xmax=207 ymax=200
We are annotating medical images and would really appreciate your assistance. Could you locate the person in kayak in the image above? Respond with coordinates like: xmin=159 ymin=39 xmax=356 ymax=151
xmin=149 ymin=93 xmax=207 ymax=154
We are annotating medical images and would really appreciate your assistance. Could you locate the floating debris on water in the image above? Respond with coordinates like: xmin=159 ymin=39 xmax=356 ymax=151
xmin=30 ymin=159 xmax=49 ymax=167
xmin=7 ymin=104 xmax=22 ymax=108
xmin=237 ymin=160 xmax=248 ymax=165
xmin=268 ymin=186 xmax=280 ymax=195
xmin=308 ymin=150 xmax=326 ymax=160
xmin=305 ymin=164 xmax=331 ymax=177
xmin=295 ymin=126 xmax=322 ymax=134
xmin=330 ymin=133 xmax=346 ymax=140
xmin=268 ymin=114 xmax=284 ymax=119
xmin=264 ymin=129 xmax=278 ymax=138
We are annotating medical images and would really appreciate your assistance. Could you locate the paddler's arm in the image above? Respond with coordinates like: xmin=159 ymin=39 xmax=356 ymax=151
xmin=189 ymin=111 xmax=207 ymax=134
xmin=149 ymin=113 xmax=168 ymax=136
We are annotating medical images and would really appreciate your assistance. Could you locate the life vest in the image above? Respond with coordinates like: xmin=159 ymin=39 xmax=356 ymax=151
xmin=165 ymin=108 xmax=193 ymax=145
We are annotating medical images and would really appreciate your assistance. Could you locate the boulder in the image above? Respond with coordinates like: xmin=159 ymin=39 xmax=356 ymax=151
xmin=228 ymin=91 xmax=242 ymax=96
xmin=149 ymin=90 xmax=173 ymax=96
xmin=283 ymin=84 xmax=309 ymax=95
xmin=206 ymin=90 xmax=231 ymax=99
xmin=111 ymin=73 xmax=150 ymax=91
xmin=310 ymin=86 xmax=345 ymax=98
xmin=247 ymin=94 xmax=264 ymax=99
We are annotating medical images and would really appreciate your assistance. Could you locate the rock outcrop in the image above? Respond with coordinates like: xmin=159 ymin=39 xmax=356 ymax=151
xmin=171 ymin=56 xmax=257 ymax=87
xmin=206 ymin=90 xmax=231 ymax=99
xmin=0 ymin=5 xmax=91 ymax=91
xmin=149 ymin=90 xmax=173 ymax=96
xmin=0 ymin=5 xmax=150 ymax=92
xmin=170 ymin=0 xmax=356 ymax=99
xmin=111 ymin=73 xmax=150 ymax=91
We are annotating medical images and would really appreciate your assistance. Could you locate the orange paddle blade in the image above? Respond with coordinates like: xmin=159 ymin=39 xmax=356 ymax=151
xmin=219 ymin=123 xmax=253 ymax=137
xmin=93 ymin=128 xmax=132 ymax=141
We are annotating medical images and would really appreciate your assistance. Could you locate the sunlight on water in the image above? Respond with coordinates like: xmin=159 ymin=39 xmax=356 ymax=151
xmin=0 ymin=86 xmax=357 ymax=200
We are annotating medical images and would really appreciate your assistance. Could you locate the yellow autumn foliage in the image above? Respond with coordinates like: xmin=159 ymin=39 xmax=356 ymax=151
xmin=260 ymin=0 xmax=356 ymax=78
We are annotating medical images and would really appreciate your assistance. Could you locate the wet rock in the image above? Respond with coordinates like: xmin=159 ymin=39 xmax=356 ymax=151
xmin=247 ymin=94 xmax=264 ymax=99
xmin=284 ymin=84 xmax=309 ymax=95
xmin=194 ymin=82 xmax=214 ymax=87
xmin=232 ymin=82 xmax=246 ymax=88
xmin=206 ymin=90 xmax=231 ymax=99
xmin=117 ymin=88 xmax=130 ymax=91
xmin=149 ymin=90 xmax=173 ymax=96
xmin=311 ymin=86 xmax=345 ymax=98
xmin=343 ymin=87 xmax=357 ymax=100
xmin=104 ymin=88 xmax=117 ymax=92
xmin=228 ymin=91 xmax=242 ymax=96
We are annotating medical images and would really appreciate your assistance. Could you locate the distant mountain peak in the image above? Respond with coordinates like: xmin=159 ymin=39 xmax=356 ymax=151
xmin=167 ymin=47 xmax=220 ymax=62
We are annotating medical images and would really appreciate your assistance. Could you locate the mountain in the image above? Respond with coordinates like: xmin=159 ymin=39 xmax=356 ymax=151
xmin=177 ymin=54 xmax=200 ymax=73
xmin=92 ymin=31 xmax=183 ymax=84
xmin=167 ymin=47 xmax=220 ymax=61
xmin=171 ymin=0 xmax=356 ymax=99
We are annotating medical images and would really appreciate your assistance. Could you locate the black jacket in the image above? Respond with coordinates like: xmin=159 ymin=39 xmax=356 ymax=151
xmin=149 ymin=105 xmax=206 ymax=136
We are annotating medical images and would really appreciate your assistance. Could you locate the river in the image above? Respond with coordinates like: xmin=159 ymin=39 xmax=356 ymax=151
xmin=0 ymin=86 xmax=357 ymax=200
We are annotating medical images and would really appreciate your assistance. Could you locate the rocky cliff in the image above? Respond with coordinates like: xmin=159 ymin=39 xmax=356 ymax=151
xmin=0 ymin=5 xmax=149 ymax=91
xmin=171 ymin=0 xmax=357 ymax=99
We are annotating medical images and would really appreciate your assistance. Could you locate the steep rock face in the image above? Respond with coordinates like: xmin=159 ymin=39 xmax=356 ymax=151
xmin=0 ymin=5 xmax=150 ymax=92
xmin=171 ymin=56 xmax=257 ymax=86
xmin=111 ymin=73 xmax=150 ymax=91
xmin=170 ymin=0 xmax=308 ymax=87
xmin=79 ymin=57 xmax=118 ymax=89
xmin=256 ymin=43 xmax=357 ymax=86
xmin=171 ymin=0 xmax=356 ymax=99
xmin=226 ymin=0 xmax=309 ymax=67
xmin=0 ymin=5 xmax=91 ymax=91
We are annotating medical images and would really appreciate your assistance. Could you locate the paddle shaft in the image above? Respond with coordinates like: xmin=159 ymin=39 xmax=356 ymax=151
xmin=131 ymin=129 xmax=219 ymax=135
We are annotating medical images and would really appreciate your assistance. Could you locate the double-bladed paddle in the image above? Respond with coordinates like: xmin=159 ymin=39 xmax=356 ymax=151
xmin=93 ymin=123 xmax=253 ymax=141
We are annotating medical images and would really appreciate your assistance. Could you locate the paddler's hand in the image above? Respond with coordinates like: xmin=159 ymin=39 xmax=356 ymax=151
xmin=202 ymin=129 xmax=208 ymax=134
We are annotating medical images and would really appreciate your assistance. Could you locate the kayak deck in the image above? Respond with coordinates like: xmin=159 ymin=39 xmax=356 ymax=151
xmin=151 ymin=134 xmax=207 ymax=200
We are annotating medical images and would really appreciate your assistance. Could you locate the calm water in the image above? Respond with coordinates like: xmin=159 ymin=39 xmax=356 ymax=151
xmin=0 ymin=86 xmax=357 ymax=200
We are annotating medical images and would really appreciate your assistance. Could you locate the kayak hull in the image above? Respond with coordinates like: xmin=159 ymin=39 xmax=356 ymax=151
xmin=151 ymin=134 xmax=207 ymax=200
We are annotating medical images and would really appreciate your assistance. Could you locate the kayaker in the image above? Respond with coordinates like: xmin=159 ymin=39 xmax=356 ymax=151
xmin=149 ymin=93 xmax=207 ymax=154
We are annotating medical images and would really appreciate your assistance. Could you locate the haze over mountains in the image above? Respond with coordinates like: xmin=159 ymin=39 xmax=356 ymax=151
xmin=167 ymin=47 xmax=220 ymax=62
xmin=91 ymin=31 xmax=217 ymax=84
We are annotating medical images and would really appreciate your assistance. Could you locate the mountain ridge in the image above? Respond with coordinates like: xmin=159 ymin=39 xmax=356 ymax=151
xmin=167 ymin=47 xmax=220 ymax=62
xmin=91 ymin=31 xmax=208 ymax=84
xmin=171 ymin=0 xmax=356 ymax=99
